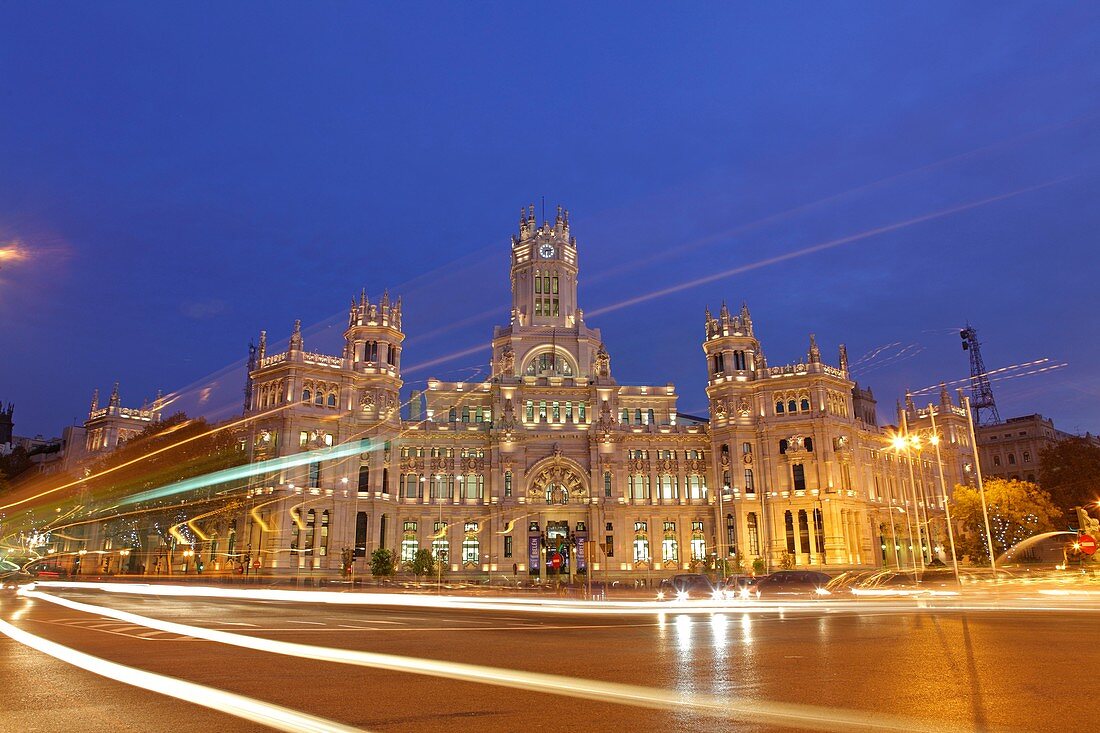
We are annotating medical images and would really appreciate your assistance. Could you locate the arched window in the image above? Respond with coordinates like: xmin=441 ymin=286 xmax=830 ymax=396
xmin=634 ymin=408 xmax=642 ymax=424
xmin=804 ymin=437 xmax=814 ymax=452
xmin=302 ymin=389 xmax=311 ymax=402
xmin=784 ymin=510 xmax=795 ymax=553
xmin=1008 ymin=453 xmax=1016 ymax=465
xmin=448 ymin=407 xmax=457 ymax=422
xmin=462 ymin=537 xmax=480 ymax=565
xmin=721 ymin=443 xmax=730 ymax=463
xmin=314 ymin=390 xmax=324 ymax=405
xmin=647 ymin=409 xmax=655 ymax=425
xmin=327 ymin=393 xmax=337 ymax=407
xmin=776 ymin=401 xmax=784 ymax=414
xmin=800 ymin=398 xmax=810 ymax=412
xmin=461 ymin=406 xmax=470 ymax=423
xmin=620 ymin=408 xmax=629 ymax=423
xmin=788 ymin=400 xmax=797 ymax=413
xmin=779 ymin=439 xmax=788 ymax=454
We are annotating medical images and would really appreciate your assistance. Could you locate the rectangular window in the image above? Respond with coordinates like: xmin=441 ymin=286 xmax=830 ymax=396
xmin=605 ymin=536 xmax=614 ymax=557
xmin=535 ymin=299 xmax=542 ymax=316
xmin=358 ymin=464 xmax=370 ymax=494
xmin=552 ymin=401 xmax=560 ymax=421
xmin=504 ymin=471 xmax=513 ymax=497
xmin=526 ymin=401 xmax=534 ymax=422
xmin=551 ymin=276 xmax=558 ymax=294
xmin=604 ymin=472 xmax=612 ymax=498
xmin=792 ymin=464 xmax=806 ymax=492
xmin=744 ymin=469 xmax=754 ymax=493
xmin=308 ymin=462 xmax=320 ymax=488
xmin=504 ymin=536 xmax=513 ymax=558
xmin=535 ymin=276 xmax=542 ymax=294
xmin=579 ymin=403 xmax=586 ymax=421
xmin=354 ymin=512 xmax=368 ymax=557
xmin=565 ymin=402 xmax=573 ymax=421
xmin=299 ymin=431 xmax=308 ymax=448
xmin=539 ymin=401 xmax=547 ymax=420
xmin=400 ymin=539 xmax=418 ymax=563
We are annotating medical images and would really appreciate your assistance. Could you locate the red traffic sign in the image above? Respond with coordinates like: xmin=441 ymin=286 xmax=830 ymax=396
xmin=1079 ymin=534 xmax=1098 ymax=555
xmin=550 ymin=553 xmax=564 ymax=568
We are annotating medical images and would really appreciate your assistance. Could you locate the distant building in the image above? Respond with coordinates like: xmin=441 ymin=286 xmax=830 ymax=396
xmin=975 ymin=414 xmax=1098 ymax=484
xmin=81 ymin=382 xmax=161 ymax=456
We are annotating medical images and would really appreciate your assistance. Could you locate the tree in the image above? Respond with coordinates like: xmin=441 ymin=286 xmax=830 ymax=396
xmin=411 ymin=548 xmax=435 ymax=577
xmin=950 ymin=478 xmax=1060 ymax=563
xmin=370 ymin=548 xmax=395 ymax=578
xmin=1039 ymin=437 xmax=1100 ymax=519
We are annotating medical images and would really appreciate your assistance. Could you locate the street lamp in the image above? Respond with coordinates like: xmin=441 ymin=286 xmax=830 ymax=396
xmin=182 ymin=547 xmax=195 ymax=574
xmin=926 ymin=404 xmax=960 ymax=585
xmin=890 ymin=434 xmax=920 ymax=579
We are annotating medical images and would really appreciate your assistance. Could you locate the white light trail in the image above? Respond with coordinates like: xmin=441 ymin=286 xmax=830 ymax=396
xmin=0 ymin=617 xmax=365 ymax=733
xmin=25 ymin=589 xmax=955 ymax=732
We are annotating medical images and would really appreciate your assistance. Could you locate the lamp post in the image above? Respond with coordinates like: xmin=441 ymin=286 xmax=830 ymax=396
xmin=962 ymin=395 xmax=998 ymax=577
xmin=119 ymin=548 xmax=131 ymax=575
xmin=926 ymin=403 xmax=960 ymax=584
xmin=900 ymin=411 xmax=927 ymax=573
xmin=182 ymin=547 xmax=194 ymax=574
xmin=890 ymin=435 xmax=919 ymax=579
xmin=717 ymin=481 xmax=729 ymax=577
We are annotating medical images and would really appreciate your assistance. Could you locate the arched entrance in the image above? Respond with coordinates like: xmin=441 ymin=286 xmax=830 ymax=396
xmin=525 ymin=450 xmax=591 ymax=578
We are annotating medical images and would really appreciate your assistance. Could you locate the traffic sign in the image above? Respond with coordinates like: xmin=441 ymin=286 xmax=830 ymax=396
xmin=1079 ymin=534 xmax=1097 ymax=555
xmin=550 ymin=552 xmax=563 ymax=568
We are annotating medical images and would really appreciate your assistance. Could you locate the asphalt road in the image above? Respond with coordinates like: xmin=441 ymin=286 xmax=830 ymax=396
xmin=1 ymin=586 xmax=1095 ymax=733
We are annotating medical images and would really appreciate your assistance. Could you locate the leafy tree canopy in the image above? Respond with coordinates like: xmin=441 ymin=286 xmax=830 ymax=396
xmin=951 ymin=478 xmax=1059 ymax=563
xmin=1039 ymin=436 xmax=1100 ymax=519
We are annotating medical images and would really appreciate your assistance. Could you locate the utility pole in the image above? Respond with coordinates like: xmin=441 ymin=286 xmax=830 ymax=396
xmin=963 ymin=395 xmax=998 ymax=577
xmin=927 ymin=403 xmax=960 ymax=584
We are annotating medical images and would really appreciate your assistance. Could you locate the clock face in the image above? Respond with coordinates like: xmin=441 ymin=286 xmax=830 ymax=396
xmin=539 ymin=243 xmax=556 ymax=258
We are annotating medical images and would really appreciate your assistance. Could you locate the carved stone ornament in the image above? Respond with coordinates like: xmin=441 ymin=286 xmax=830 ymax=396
xmin=743 ymin=453 xmax=753 ymax=465
xmin=594 ymin=343 xmax=610 ymax=377
xmin=498 ymin=344 xmax=515 ymax=375
xmin=737 ymin=397 xmax=751 ymax=417
xmin=359 ymin=391 xmax=376 ymax=408
xmin=712 ymin=399 xmax=727 ymax=419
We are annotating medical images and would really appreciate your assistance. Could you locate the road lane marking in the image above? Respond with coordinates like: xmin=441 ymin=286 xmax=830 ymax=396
xmin=285 ymin=620 xmax=325 ymax=625
xmin=25 ymin=589 xmax=975 ymax=733
xmin=0 ymin=618 xmax=366 ymax=733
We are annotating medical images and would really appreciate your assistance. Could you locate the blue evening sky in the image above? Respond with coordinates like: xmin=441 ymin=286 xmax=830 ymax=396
xmin=2 ymin=3 xmax=1099 ymax=437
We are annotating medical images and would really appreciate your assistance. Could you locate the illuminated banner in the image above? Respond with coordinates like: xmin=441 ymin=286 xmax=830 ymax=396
xmin=528 ymin=536 xmax=540 ymax=575
xmin=575 ymin=532 xmax=588 ymax=572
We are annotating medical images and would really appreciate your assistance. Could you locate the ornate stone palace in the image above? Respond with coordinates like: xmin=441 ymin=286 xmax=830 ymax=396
xmin=205 ymin=204 xmax=978 ymax=580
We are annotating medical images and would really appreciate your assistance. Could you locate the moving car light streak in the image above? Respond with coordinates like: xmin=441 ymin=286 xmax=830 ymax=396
xmin=23 ymin=589 xmax=955 ymax=733
xmin=0 ymin=617 xmax=365 ymax=733
xmin=0 ymin=403 xmax=299 ymax=512
xmin=113 ymin=439 xmax=371 ymax=508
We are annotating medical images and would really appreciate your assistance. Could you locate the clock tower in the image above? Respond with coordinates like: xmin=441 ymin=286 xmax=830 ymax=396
xmin=510 ymin=204 xmax=578 ymax=328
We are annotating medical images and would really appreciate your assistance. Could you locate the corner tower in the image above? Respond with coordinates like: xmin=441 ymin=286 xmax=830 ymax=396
xmin=345 ymin=290 xmax=404 ymax=423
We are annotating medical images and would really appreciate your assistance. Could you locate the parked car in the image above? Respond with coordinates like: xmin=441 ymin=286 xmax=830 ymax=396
xmin=656 ymin=573 xmax=721 ymax=601
xmin=752 ymin=570 xmax=833 ymax=599
xmin=722 ymin=574 xmax=760 ymax=600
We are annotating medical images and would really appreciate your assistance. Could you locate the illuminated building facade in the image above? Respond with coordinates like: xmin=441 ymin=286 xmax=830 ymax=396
xmin=231 ymin=206 xmax=974 ymax=579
